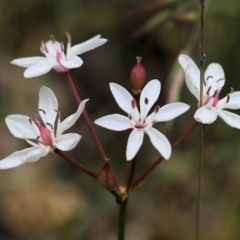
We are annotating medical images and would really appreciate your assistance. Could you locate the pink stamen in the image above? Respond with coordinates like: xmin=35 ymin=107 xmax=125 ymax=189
xmin=135 ymin=123 xmax=145 ymax=129
xmin=56 ymin=51 xmax=62 ymax=63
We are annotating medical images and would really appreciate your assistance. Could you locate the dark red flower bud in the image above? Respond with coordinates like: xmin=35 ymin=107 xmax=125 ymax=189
xmin=130 ymin=56 xmax=146 ymax=94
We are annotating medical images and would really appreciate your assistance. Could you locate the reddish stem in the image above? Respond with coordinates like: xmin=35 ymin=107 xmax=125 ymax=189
xmin=64 ymin=71 xmax=107 ymax=163
xmin=55 ymin=149 xmax=97 ymax=179
xmin=131 ymin=121 xmax=199 ymax=190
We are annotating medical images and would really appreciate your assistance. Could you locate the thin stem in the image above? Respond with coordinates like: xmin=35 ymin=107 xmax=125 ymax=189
xmin=132 ymin=121 xmax=199 ymax=190
xmin=196 ymin=0 xmax=205 ymax=239
xmin=118 ymin=198 xmax=128 ymax=240
xmin=55 ymin=149 xmax=97 ymax=179
xmin=124 ymin=156 xmax=137 ymax=192
xmin=64 ymin=71 xmax=107 ymax=163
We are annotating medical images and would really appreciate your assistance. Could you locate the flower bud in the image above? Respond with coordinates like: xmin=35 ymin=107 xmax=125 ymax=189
xmin=130 ymin=56 xmax=146 ymax=94
xmin=97 ymin=161 xmax=118 ymax=191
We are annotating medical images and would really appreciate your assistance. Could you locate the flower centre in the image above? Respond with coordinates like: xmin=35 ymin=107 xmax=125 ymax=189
xmin=36 ymin=121 xmax=53 ymax=147
xmin=135 ymin=122 xmax=145 ymax=129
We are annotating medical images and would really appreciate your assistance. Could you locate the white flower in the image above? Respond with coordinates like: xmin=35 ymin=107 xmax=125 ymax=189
xmin=94 ymin=80 xmax=189 ymax=161
xmin=0 ymin=86 xmax=88 ymax=169
xmin=179 ymin=54 xmax=240 ymax=127
xmin=11 ymin=33 xmax=107 ymax=78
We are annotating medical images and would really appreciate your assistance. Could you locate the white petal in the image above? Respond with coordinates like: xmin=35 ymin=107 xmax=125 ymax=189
xmin=155 ymin=103 xmax=190 ymax=122
xmin=204 ymin=63 xmax=225 ymax=89
xmin=11 ymin=57 xmax=48 ymax=67
xmin=54 ymin=133 xmax=81 ymax=151
xmin=194 ymin=106 xmax=218 ymax=124
xmin=94 ymin=114 xmax=132 ymax=131
xmin=217 ymin=110 xmax=240 ymax=129
xmin=140 ymin=80 xmax=160 ymax=119
xmin=178 ymin=54 xmax=200 ymax=100
xmin=145 ymin=127 xmax=171 ymax=160
xmin=58 ymin=99 xmax=88 ymax=135
xmin=24 ymin=61 xmax=53 ymax=78
xmin=6 ymin=115 xmax=38 ymax=139
xmin=126 ymin=129 xmax=144 ymax=161
xmin=39 ymin=86 xmax=58 ymax=126
xmin=25 ymin=146 xmax=50 ymax=162
xmin=0 ymin=147 xmax=48 ymax=169
xmin=67 ymin=35 xmax=107 ymax=57
xmin=60 ymin=55 xmax=83 ymax=69
xmin=222 ymin=92 xmax=240 ymax=110
xmin=110 ymin=83 xmax=133 ymax=114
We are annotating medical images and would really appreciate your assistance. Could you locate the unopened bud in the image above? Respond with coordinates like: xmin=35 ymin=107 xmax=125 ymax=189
xmin=130 ymin=56 xmax=146 ymax=95
xmin=97 ymin=161 xmax=118 ymax=191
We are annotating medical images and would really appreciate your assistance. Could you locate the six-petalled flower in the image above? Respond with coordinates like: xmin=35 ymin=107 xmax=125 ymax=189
xmin=0 ymin=86 xmax=88 ymax=169
xmin=11 ymin=33 xmax=107 ymax=78
xmin=179 ymin=54 xmax=240 ymax=127
xmin=94 ymin=80 xmax=190 ymax=161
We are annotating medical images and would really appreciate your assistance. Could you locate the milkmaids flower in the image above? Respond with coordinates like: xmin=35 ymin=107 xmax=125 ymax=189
xmin=94 ymin=80 xmax=189 ymax=161
xmin=179 ymin=54 xmax=240 ymax=127
xmin=0 ymin=86 xmax=88 ymax=169
xmin=11 ymin=33 xmax=107 ymax=78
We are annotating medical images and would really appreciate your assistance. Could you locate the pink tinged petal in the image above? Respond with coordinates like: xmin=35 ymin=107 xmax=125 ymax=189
xmin=155 ymin=103 xmax=190 ymax=122
xmin=6 ymin=115 xmax=38 ymax=139
xmin=140 ymin=80 xmax=160 ymax=119
xmin=11 ymin=57 xmax=48 ymax=67
xmin=217 ymin=110 xmax=240 ymax=129
xmin=67 ymin=35 xmax=107 ymax=57
xmin=110 ymin=83 xmax=133 ymax=114
xmin=145 ymin=127 xmax=171 ymax=160
xmin=54 ymin=133 xmax=81 ymax=151
xmin=60 ymin=55 xmax=83 ymax=69
xmin=204 ymin=63 xmax=225 ymax=88
xmin=223 ymin=92 xmax=240 ymax=110
xmin=39 ymin=86 xmax=58 ymax=126
xmin=126 ymin=129 xmax=144 ymax=161
xmin=194 ymin=106 xmax=218 ymax=124
xmin=24 ymin=61 xmax=53 ymax=78
xmin=94 ymin=114 xmax=132 ymax=131
xmin=58 ymin=99 xmax=88 ymax=135
xmin=178 ymin=54 xmax=200 ymax=100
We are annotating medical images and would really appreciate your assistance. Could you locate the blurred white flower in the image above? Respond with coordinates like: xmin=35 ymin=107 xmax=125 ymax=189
xmin=11 ymin=33 xmax=107 ymax=78
xmin=0 ymin=86 xmax=88 ymax=169
xmin=95 ymin=80 xmax=189 ymax=161
xmin=179 ymin=54 xmax=240 ymax=127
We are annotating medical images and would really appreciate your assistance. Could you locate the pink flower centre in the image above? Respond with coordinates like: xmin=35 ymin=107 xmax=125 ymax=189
xmin=204 ymin=90 xmax=220 ymax=108
xmin=56 ymin=51 xmax=62 ymax=64
xmin=36 ymin=122 xmax=53 ymax=147
xmin=135 ymin=122 xmax=145 ymax=129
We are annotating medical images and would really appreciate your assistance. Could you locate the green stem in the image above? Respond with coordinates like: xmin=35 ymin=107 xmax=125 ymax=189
xmin=118 ymin=198 xmax=128 ymax=240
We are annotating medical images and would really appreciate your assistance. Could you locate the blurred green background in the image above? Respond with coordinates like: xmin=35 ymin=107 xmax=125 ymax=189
xmin=0 ymin=0 xmax=240 ymax=239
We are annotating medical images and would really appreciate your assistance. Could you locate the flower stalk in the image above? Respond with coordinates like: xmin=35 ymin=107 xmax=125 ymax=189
xmin=64 ymin=71 xmax=108 ymax=163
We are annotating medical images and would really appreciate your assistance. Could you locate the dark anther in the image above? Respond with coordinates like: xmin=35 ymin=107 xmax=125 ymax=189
xmin=46 ymin=122 xmax=53 ymax=129
xmin=131 ymin=99 xmax=137 ymax=108
xmin=230 ymin=87 xmax=234 ymax=94
xmin=55 ymin=110 xmax=61 ymax=119
xmin=29 ymin=118 xmax=33 ymax=124
xmin=65 ymin=32 xmax=72 ymax=44
xmin=144 ymin=98 xmax=149 ymax=105
xmin=39 ymin=109 xmax=46 ymax=114
xmin=128 ymin=114 xmax=132 ymax=120
xmin=217 ymin=78 xmax=226 ymax=82
xmin=206 ymin=76 xmax=213 ymax=80
xmin=50 ymin=35 xmax=55 ymax=43
xmin=154 ymin=105 xmax=160 ymax=113
xmin=206 ymin=86 xmax=212 ymax=95
xmin=60 ymin=42 xmax=64 ymax=52
xmin=41 ymin=41 xmax=49 ymax=53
